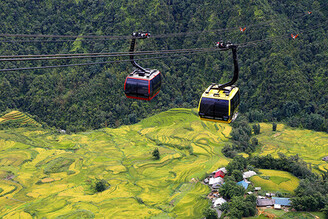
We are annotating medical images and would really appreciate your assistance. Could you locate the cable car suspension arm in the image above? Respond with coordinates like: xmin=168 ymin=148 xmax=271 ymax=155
xmin=129 ymin=32 xmax=151 ymax=73
xmin=216 ymin=42 xmax=239 ymax=90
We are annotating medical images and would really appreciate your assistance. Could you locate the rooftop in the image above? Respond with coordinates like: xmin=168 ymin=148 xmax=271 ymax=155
xmin=237 ymin=180 xmax=249 ymax=189
xmin=243 ymin=171 xmax=257 ymax=179
xmin=272 ymin=197 xmax=291 ymax=206
xmin=257 ymin=198 xmax=274 ymax=207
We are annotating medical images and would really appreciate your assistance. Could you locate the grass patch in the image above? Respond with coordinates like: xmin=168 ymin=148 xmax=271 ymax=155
xmin=43 ymin=157 xmax=75 ymax=174
xmin=55 ymin=209 xmax=95 ymax=219
xmin=264 ymin=208 xmax=286 ymax=217
xmin=270 ymin=176 xmax=291 ymax=184
xmin=281 ymin=212 xmax=321 ymax=218
xmin=250 ymin=169 xmax=299 ymax=193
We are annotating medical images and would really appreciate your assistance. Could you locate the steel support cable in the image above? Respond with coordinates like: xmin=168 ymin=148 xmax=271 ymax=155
xmin=0 ymin=48 xmax=218 ymax=62
xmin=163 ymin=3 xmax=328 ymax=39
xmin=0 ymin=49 xmax=220 ymax=72
xmin=4 ymin=17 xmax=324 ymax=62
xmin=3 ymin=16 xmax=325 ymax=61
xmin=2 ymin=16 xmax=325 ymax=61
xmin=0 ymin=47 xmax=216 ymax=59
xmin=1 ymin=20 xmax=327 ymax=72
xmin=0 ymin=3 xmax=325 ymax=42
xmin=0 ymin=23 xmax=326 ymax=73
xmin=1 ymin=15 xmax=327 ymax=72
xmin=0 ymin=12 xmax=311 ymax=43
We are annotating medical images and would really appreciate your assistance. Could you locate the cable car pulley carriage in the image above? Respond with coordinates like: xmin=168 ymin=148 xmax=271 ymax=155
xmin=124 ymin=32 xmax=161 ymax=101
xmin=198 ymin=42 xmax=240 ymax=123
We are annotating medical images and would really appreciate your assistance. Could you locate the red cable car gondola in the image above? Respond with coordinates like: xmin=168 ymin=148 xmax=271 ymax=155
xmin=124 ymin=32 xmax=161 ymax=101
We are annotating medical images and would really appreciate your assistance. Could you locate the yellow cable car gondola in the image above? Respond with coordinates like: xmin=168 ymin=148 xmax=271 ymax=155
xmin=198 ymin=42 xmax=240 ymax=123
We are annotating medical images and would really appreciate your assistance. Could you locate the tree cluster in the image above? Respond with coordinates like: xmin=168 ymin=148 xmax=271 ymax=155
xmin=226 ymin=195 xmax=257 ymax=219
xmin=249 ymin=153 xmax=314 ymax=179
xmin=291 ymin=173 xmax=328 ymax=213
xmin=92 ymin=178 xmax=110 ymax=193
xmin=218 ymin=156 xmax=257 ymax=218
xmin=222 ymin=116 xmax=259 ymax=157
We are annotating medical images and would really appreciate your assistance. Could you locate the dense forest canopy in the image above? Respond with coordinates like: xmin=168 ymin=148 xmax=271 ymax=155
xmin=0 ymin=0 xmax=327 ymax=132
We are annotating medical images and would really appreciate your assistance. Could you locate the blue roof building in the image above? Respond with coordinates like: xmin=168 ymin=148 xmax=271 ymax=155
xmin=237 ymin=180 xmax=249 ymax=189
xmin=272 ymin=197 xmax=291 ymax=206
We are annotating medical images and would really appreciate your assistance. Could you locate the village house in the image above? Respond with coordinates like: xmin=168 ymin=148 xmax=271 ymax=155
xmin=274 ymin=204 xmax=282 ymax=210
xmin=243 ymin=170 xmax=257 ymax=179
xmin=256 ymin=197 xmax=275 ymax=207
xmin=214 ymin=170 xmax=225 ymax=178
xmin=237 ymin=180 xmax=249 ymax=189
xmin=209 ymin=176 xmax=224 ymax=186
xmin=266 ymin=192 xmax=276 ymax=197
xmin=205 ymin=166 xmax=227 ymax=212
xmin=213 ymin=197 xmax=227 ymax=208
xmin=218 ymin=167 xmax=227 ymax=174
xmin=272 ymin=197 xmax=291 ymax=206
xmin=256 ymin=197 xmax=291 ymax=207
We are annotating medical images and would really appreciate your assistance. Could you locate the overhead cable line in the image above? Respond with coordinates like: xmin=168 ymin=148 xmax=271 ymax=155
xmin=0 ymin=48 xmax=217 ymax=62
xmin=1 ymin=20 xmax=327 ymax=72
xmin=2 ymin=18 xmax=326 ymax=62
xmin=0 ymin=49 xmax=220 ymax=72
xmin=0 ymin=48 xmax=216 ymax=59
xmin=0 ymin=2 xmax=325 ymax=43
xmin=0 ymin=6 xmax=327 ymax=72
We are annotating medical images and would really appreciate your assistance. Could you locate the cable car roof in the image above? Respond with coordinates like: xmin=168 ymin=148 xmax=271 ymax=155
xmin=201 ymin=85 xmax=239 ymax=100
xmin=128 ymin=69 xmax=160 ymax=80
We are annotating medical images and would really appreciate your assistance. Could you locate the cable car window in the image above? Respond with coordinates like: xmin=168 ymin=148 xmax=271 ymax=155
xmin=125 ymin=78 xmax=138 ymax=94
xmin=236 ymin=90 xmax=240 ymax=105
xmin=199 ymin=98 xmax=215 ymax=117
xmin=150 ymin=79 xmax=154 ymax=97
xmin=214 ymin=99 xmax=229 ymax=117
xmin=230 ymin=98 xmax=235 ymax=116
xmin=199 ymin=98 xmax=229 ymax=119
xmin=231 ymin=90 xmax=240 ymax=114
xmin=153 ymin=74 xmax=161 ymax=92
xmin=137 ymin=80 xmax=149 ymax=97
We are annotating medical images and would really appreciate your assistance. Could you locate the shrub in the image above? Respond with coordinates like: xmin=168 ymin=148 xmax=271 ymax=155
xmin=152 ymin=148 xmax=160 ymax=160
xmin=93 ymin=179 xmax=109 ymax=193
xmin=252 ymin=124 xmax=260 ymax=135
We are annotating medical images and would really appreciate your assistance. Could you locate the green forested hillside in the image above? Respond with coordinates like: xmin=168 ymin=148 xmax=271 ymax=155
xmin=0 ymin=0 xmax=327 ymax=132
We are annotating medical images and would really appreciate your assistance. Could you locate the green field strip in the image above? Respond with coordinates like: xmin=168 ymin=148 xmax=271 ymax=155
xmin=0 ymin=181 xmax=17 ymax=197
xmin=171 ymin=182 xmax=210 ymax=218
xmin=0 ymin=111 xmax=41 ymax=127
xmin=192 ymin=142 xmax=216 ymax=157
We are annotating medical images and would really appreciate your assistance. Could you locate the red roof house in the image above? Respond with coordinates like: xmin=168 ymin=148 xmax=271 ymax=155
xmin=214 ymin=170 xmax=225 ymax=178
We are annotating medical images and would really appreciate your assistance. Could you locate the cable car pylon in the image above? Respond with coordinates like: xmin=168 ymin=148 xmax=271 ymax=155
xmin=198 ymin=42 xmax=240 ymax=123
